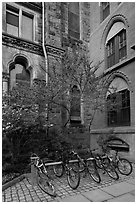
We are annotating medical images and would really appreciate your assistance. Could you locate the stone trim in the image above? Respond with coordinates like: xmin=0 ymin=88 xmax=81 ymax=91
xmin=103 ymin=57 xmax=135 ymax=93
xmin=2 ymin=33 xmax=44 ymax=56
xmin=103 ymin=56 xmax=135 ymax=76
xmin=45 ymin=44 xmax=65 ymax=57
xmin=2 ymin=33 xmax=65 ymax=58
xmin=101 ymin=14 xmax=129 ymax=48
xmin=90 ymin=127 xmax=135 ymax=134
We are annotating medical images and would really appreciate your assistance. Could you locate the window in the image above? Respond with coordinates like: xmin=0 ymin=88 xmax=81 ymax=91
xmin=6 ymin=4 xmax=34 ymax=41
xmin=107 ymin=89 xmax=130 ymax=126
xmin=10 ymin=64 xmax=30 ymax=90
xmin=68 ymin=2 xmax=80 ymax=40
xmin=70 ymin=85 xmax=81 ymax=124
xmin=119 ymin=29 xmax=127 ymax=60
xmin=22 ymin=12 xmax=33 ymax=41
xmin=101 ymin=2 xmax=110 ymax=22
xmin=106 ymin=29 xmax=127 ymax=68
xmin=6 ymin=5 xmax=19 ymax=37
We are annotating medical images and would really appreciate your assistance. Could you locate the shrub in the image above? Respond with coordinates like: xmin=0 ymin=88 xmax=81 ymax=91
xmin=2 ymin=124 xmax=72 ymax=176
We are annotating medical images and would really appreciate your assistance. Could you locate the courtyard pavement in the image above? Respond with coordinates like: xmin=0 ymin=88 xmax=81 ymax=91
xmin=2 ymin=164 xmax=135 ymax=202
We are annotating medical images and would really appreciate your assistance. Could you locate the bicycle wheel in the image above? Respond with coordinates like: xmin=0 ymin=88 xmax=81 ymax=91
xmin=87 ymin=160 xmax=101 ymax=183
xmin=117 ymin=158 xmax=132 ymax=175
xmin=105 ymin=163 xmax=119 ymax=180
xmin=67 ymin=167 xmax=80 ymax=189
xmin=37 ymin=171 xmax=56 ymax=197
xmin=53 ymin=163 xmax=64 ymax=177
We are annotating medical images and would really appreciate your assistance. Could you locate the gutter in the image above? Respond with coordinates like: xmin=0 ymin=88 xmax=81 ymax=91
xmin=42 ymin=2 xmax=48 ymax=83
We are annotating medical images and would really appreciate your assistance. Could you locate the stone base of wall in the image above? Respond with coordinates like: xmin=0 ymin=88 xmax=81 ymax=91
xmin=90 ymin=127 xmax=135 ymax=161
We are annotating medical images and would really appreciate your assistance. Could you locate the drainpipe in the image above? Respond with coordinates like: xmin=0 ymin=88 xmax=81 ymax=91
xmin=42 ymin=2 xmax=48 ymax=124
xmin=42 ymin=2 xmax=48 ymax=83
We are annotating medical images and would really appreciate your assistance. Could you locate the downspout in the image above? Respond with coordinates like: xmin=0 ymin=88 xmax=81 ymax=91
xmin=42 ymin=2 xmax=48 ymax=83
xmin=42 ymin=2 xmax=48 ymax=123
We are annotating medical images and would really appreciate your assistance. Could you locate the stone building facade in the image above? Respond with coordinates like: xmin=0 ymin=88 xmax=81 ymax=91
xmin=2 ymin=2 xmax=91 ymax=145
xmin=2 ymin=2 xmax=135 ymax=159
xmin=88 ymin=2 xmax=135 ymax=160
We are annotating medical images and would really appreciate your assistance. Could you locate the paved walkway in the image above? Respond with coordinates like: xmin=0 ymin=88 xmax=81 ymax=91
xmin=2 ymin=165 xmax=135 ymax=202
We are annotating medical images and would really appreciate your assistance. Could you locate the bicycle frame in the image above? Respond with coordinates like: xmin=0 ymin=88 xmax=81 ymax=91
xmin=106 ymin=150 xmax=120 ymax=167
xmin=30 ymin=153 xmax=56 ymax=196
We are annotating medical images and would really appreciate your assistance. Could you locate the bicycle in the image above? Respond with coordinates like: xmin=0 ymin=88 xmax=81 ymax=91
xmin=30 ymin=153 xmax=56 ymax=197
xmin=90 ymin=148 xmax=119 ymax=180
xmin=70 ymin=149 xmax=101 ymax=183
xmin=106 ymin=149 xmax=133 ymax=176
xmin=53 ymin=149 xmax=80 ymax=189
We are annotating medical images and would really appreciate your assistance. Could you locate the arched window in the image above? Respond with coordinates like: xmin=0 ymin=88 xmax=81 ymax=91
xmin=107 ymin=77 xmax=130 ymax=126
xmin=106 ymin=22 xmax=127 ymax=68
xmin=70 ymin=85 xmax=81 ymax=124
xmin=10 ymin=63 xmax=30 ymax=90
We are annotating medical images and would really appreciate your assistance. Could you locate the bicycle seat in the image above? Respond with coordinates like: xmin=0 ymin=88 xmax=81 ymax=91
xmin=30 ymin=153 xmax=39 ymax=160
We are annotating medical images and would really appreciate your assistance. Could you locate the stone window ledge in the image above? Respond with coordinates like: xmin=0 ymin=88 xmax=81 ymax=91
xmin=90 ymin=126 xmax=135 ymax=134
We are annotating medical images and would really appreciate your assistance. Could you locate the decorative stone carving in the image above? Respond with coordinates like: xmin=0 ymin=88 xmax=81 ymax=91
xmin=45 ymin=45 xmax=65 ymax=57
xmin=2 ymin=33 xmax=44 ymax=56
xmin=106 ymin=70 xmax=133 ymax=92
xmin=2 ymin=33 xmax=65 ymax=57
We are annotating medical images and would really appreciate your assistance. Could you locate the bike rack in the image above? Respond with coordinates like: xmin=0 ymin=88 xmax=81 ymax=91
xmin=30 ymin=156 xmax=39 ymax=186
xmin=43 ymin=159 xmax=79 ymax=167
xmin=30 ymin=157 xmax=80 ymax=186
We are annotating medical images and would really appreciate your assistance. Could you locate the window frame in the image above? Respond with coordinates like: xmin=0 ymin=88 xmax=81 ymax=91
xmin=68 ymin=2 xmax=80 ymax=40
xmin=6 ymin=5 xmax=19 ymax=37
xmin=9 ymin=64 xmax=30 ymax=90
xmin=100 ymin=2 xmax=110 ymax=22
xmin=22 ymin=11 xmax=34 ymax=41
xmin=106 ymin=29 xmax=127 ymax=68
xmin=107 ymin=89 xmax=130 ymax=127
xmin=6 ymin=3 xmax=34 ymax=41
xmin=70 ymin=85 xmax=81 ymax=124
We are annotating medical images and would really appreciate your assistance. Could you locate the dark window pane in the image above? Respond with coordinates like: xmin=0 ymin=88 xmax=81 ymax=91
xmin=6 ymin=12 xmax=19 ymax=27
xmin=101 ymin=2 xmax=110 ymax=21
xmin=68 ymin=3 xmax=80 ymax=39
xmin=68 ymin=13 xmax=79 ymax=33
xmin=107 ymin=89 xmax=130 ymax=126
xmin=119 ymin=30 xmax=127 ymax=60
xmin=70 ymin=86 xmax=81 ymax=118
xmin=10 ymin=64 xmax=30 ymax=89
xmin=107 ymin=38 xmax=115 ymax=68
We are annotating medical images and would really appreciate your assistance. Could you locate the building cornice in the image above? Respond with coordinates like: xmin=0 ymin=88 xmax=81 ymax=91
xmin=2 ymin=33 xmax=44 ymax=56
xmin=2 ymin=33 xmax=65 ymax=58
xmin=45 ymin=45 xmax=65 ymax=58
